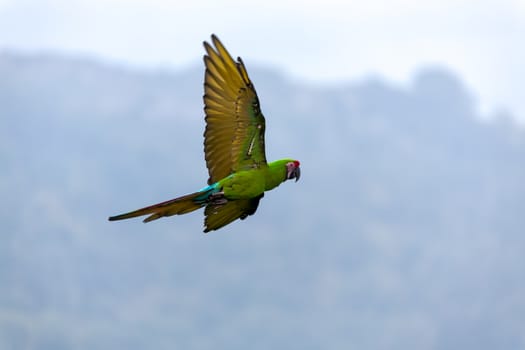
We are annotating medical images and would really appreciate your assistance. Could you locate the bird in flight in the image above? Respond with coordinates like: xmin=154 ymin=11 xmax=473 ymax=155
xmin=108 ymin=35 xmax=301 ymax=232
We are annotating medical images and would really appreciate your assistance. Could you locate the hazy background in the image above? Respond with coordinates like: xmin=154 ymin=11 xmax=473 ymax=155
xmin=2 ymin=1 xmax=525 ymax=349
xmin=2 ymin=0 xmax=525 ymax=122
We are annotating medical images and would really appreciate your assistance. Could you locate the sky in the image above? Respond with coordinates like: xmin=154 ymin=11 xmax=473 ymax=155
xmin=1 ymin=0 xmax=524 ymax=123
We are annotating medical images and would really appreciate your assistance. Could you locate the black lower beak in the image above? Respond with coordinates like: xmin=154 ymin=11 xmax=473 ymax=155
xmin=292 ymin=167 xmax=301 ymax=182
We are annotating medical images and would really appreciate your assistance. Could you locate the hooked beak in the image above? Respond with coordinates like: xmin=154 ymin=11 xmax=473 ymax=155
xmin=287 ymin=165 xmax=301 ymax=182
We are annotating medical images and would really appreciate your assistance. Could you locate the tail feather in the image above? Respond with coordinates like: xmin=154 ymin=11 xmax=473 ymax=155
xmin=108 ymin=184 xmax=219 ymax=223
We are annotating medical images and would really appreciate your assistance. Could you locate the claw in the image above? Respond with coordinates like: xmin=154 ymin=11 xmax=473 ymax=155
xmin=208 ymin=191 xmax=227 ymax=205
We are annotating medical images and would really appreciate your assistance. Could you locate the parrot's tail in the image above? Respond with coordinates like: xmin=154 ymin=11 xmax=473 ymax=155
xmin=108 ymin=183 xmax=221 ymax=223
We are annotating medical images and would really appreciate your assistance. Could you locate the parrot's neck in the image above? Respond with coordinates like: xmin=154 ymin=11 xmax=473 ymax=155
xmin=265 ymin=159 xmax=294 ymax=191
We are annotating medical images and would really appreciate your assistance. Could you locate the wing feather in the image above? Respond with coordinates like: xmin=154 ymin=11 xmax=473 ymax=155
xmin=203 ymin=35 xmax=267 ymax=184
xmin=204 ymin=195 xmax=263 ymax=233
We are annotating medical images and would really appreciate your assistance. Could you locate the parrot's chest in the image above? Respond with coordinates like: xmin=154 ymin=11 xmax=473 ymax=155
xmin=220 ymin=171 xmax=266 ymax=199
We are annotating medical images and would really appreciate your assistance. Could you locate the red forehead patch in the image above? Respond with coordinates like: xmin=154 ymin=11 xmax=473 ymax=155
xmin=294 ymin=160 xmax=300 ymax=167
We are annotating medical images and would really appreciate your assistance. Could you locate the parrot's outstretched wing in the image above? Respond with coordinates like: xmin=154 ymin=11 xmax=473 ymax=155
xmin=203 ymin=35 xmax=267 ymax=185
xmin=204 ymin=194 xmax=263 ymax=232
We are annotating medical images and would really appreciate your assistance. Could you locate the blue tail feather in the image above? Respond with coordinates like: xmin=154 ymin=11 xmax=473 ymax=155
xmin=194 ymin=182 xmax=220 ymax=203
xmin=108 ymin=182 xmax=222 ymax=223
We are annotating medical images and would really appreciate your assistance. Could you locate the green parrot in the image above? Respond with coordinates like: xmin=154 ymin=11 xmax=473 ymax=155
xmin=108 ymin=35 xmax=301 ymax=232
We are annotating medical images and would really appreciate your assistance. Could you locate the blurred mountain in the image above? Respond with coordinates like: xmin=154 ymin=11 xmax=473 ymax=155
xmin=1 ymin=52 xmax=524 ymax=350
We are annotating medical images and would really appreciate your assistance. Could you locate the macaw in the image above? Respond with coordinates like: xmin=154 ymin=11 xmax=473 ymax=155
xmin=108 ymin=35 xmax=301 ymax=232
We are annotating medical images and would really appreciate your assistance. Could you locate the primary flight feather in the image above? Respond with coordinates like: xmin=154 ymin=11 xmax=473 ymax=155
xmin=108 ymin=34 xmax=301 ymax=232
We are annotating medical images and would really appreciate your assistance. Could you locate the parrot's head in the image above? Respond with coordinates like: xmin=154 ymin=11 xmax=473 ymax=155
xmin=286 ymin=160 xmax=301 ymax=182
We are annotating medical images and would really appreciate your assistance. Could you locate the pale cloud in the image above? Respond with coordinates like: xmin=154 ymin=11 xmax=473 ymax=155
xmin=513 ymin=0 xmax=525 ymax=13
xmin=0 ymin=0 xmax=524 ymax=122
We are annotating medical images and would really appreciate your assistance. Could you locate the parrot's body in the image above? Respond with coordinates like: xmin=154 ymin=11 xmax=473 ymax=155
xmin=109 ymin=35 xmax=300 ymax=232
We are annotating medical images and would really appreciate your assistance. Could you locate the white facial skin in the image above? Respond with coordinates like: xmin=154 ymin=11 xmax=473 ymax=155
xmin=286 ymin=161 xmax=301 ymax=182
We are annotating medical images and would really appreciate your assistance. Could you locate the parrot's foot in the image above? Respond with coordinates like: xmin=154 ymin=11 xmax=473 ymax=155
xmin=209 ymin=191 xmax=227 ymax=205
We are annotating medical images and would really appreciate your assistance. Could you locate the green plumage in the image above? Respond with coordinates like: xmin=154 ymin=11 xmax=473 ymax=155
xmin=109 ymin=35 xmax=300 ymax=232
